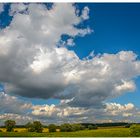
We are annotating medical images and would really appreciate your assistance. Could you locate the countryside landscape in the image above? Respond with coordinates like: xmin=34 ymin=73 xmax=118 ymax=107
xmin=0 ymin=2 xmax=140 ymax=137
xmin=0 ymin=120 xmax=140 ymax=137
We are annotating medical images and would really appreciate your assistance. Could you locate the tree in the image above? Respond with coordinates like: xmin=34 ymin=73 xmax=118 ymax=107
xmin=33 ymin=121 xmax=43 ymax=133
xmin=5 ymin=120 xmax=16 ymax=132
xmin=88 ymin=125 xmax=98 ymax=130
xmin=60 ymin=123 xmax=73 ymax=132
xmin=48 ymin=124 xmax=57 ymax=132
xmin=25 ymin=121 xmax=43 ymax=133
xmin=71 ymin=124 xmax=85 ymax=131
xmin=25 ymin=122 xmax=35 ymax=132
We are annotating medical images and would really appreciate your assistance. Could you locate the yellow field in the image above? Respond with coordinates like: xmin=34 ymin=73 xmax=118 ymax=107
xmin=43 ymin=128 xmax=49 ymax=133
xmin=0 ymin=128 xmax=6 ymax=132
xmin=0 ymin=128 xmax=60 ymax=133
xmin=0 ymin=128 xmax=27 ymax=132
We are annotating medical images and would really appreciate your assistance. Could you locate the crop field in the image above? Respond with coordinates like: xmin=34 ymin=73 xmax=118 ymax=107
xmin=0 ymin=127 xmax=134 ymax=137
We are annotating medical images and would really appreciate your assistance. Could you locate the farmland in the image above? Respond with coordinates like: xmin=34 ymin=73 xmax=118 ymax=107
xmin=0 ymin=127 xmax=133 ymax=137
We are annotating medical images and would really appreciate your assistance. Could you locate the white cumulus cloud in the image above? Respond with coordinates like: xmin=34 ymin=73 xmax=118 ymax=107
xmin=0 ymin=3 xmax=140 ymax=124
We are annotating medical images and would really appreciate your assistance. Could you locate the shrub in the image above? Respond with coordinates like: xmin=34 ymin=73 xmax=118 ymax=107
xmin=48 ymin=124 xmax=57 ymax=132
xmin=130 ymin=124 xmax=140 ymax=137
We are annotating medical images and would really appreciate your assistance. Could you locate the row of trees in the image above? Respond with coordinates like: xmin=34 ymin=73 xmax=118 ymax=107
xmin=4 ymin=120 xmax=98 ymax=133
xmin=4 ymin=120 xmax=43 ymax=132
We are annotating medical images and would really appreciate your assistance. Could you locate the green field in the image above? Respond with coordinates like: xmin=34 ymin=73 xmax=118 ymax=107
xmin=0 ymin=127 xmax=134 ymax=137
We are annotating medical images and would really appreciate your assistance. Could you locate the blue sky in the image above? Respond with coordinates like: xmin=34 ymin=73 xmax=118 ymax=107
xmin=0 ymin=3 xmax=140 ymax=124
xmin=74 ymin=3 xmax=140 ymax=57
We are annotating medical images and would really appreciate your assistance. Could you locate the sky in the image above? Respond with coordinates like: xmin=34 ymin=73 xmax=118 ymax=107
xmin=0 ymin=3 xmax=140 ymax=125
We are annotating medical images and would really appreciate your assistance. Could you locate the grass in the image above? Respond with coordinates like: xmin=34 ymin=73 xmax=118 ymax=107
xmin=0 ymin=127 xmax=133 ymax=137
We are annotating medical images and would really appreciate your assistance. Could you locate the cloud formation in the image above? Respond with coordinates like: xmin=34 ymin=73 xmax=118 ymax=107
xmin=0 ymin=3 xmax=140 ymax=124
xmin=0 ymin=113 xmax=33 ymax=125
xmin=0 ymin=3 xmax=140 ymax=109
xmin=0 ymin=92 xmax=32 ymax=114
xmin=0 ymin=93 xmax=140 ymax=124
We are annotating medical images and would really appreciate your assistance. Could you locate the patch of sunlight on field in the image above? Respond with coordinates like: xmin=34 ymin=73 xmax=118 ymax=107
xmin=0 ymin=128 xmax=27 ymax=132
xmin=0 ymin=128 xmax=59 ymax=133
xmin=43 ymin=128 xmax=60 ymax=132
xmin=0 ymin=128 xmax=6 ymax=132
xmin=42 ymin=128 xmax=49 ymax=133
xmin=14 ymin=128 xmax=27 ymax=132
xmin=56 ymin=129 xmax=60 ymax=132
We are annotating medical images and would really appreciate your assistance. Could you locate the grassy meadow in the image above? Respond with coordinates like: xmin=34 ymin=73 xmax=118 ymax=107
xmin=0 ymin=127 xmax=133 ymax=137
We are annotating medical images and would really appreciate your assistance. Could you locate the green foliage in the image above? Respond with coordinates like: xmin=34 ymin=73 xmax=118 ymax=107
xmin=48 ymin=124 xmax=57 ymax=132
xmin=25 ymin=121 xmax=43 ymax=133
xmin=25 ymin=122 xmax=35 ymax=132
xmin=130 ymin=124 xmax=140 ymax=137
xmin=71 ymin=124 xmax=85 ymax=131
xmin=60 ymin=123 xmax=85 ymax=132
xmin=60 ymin=123 xmax=73 ymax=132
xmin=88 ymin=125 xmax=98 ymax=130
xmin=93 ymin=125 xmax=98 ymax=129
xmin=33 ymin=121 xmax=43 ymax=133
xmin=88 ymin=125 xmax=93 ymax=130
xmin=5 ymin=120 xmax=16 ymax=132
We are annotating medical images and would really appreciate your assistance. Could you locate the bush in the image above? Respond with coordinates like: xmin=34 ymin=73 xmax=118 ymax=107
xmin=25 ymin=121 xmax=43 ymax=133
xmin=48 ymin=124 xmax=57 ymax=132
xmin=5 ymin=120 xmax=16 ymax=132
xmin=88 ymin=125 xmax=98 ymax=130
xmin=130 ymin=124 xmax=140 ymax=137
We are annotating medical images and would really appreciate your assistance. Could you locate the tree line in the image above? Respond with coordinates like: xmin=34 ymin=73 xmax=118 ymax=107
xmin=2 ymin=120 xmax=98 ymax=133
xmin=1 ymin=120 xmax=140 ymax=136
